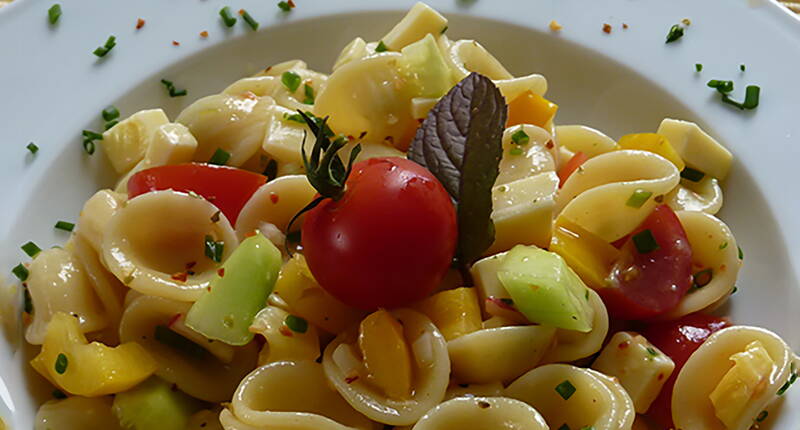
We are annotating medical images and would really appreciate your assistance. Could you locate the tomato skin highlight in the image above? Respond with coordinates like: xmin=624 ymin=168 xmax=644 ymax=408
xmin=557 ymin=151 xmax=588 ymax=187
xmin=642 ymin=313 xmax=731 ymax=429
xmin=127 ymin=163 xmax=266 ymax=225
xmin=301 ymin=157 xmax=457 ymax=310
xmin=600 ymin=205 xmax=693 ymax=320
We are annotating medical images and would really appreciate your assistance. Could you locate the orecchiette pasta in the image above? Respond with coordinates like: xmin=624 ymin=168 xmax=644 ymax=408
xmin=77 ymin=189 xmax=126 ymax=253
xmin=102 ymin=109 xmax=170 ymax=174
xmin=249 ymin=306 xmax=320 ymax=366
xmin=496 ymin=125 xmax=556 ymax=186
xmin=102 ymin=190 xmax=238 ymax=302
xmin=224 ymin=60 xmax=328 ymax=112
xmin=412 ymin=396 xmax=549 ymax=430
xmin=555 ymin=125 xmax=618 ymax=160
xmin=444 ymin=382 xmax=505 ymax=400
xmin=666 ymin=176 xmax=724 ymax=214
xmin=234 ymin=175 xmax=316 ymax=240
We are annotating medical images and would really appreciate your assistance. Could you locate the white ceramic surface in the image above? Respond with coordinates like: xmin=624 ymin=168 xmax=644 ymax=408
xmin=1 ymin=0 xmax=799 ymax=428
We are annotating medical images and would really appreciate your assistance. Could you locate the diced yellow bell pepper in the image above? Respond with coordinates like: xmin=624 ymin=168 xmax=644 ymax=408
xmin=617 ymin=133 xmax=685 ymax=171
xmin=413 ymin=287 xmax=482 ymax=341
xmin=550 ymin=218 xmax=620 ymax=289
xmin=358 ymin=310 xmax=413 ymax=400
xmin=30 ymin=312 xmax=157 ymax=397
xmin=507 ymin=90 xmax=558 ymax=129
xmin=273 ymin=255 xmax=367 ymax=334
xmin=710 ymin=340 xmax=775 ymax=429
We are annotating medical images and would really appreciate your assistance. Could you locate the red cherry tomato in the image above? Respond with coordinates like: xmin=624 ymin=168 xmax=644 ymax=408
xmin=301 ymin=157 xmax=457 ymax=310
xmin=127 ymin=163 xmax=266 ymax=225
xmin=557 ymin=151 xmax=588 ymax=187
xmin=599 ymin=205 xmax=693 ymax=320
xmin=642 ymin=313 xmax=731 ymax=429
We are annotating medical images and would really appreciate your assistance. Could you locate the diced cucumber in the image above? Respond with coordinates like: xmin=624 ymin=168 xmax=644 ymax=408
xmin=497 ymin=245 xmax=595 ymax=332
xmin=185 ymin=234 xmax=282 ymax=345
xmin=398 ymin=34 xmax=454 ymax=98
xmin=113 ymin=377 xmax=200 ymax=430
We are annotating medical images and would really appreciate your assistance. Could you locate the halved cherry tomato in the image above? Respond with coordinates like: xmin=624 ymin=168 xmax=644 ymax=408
xmin=642 ymin=313 xmax=731 ymax=429
xmin=127 ymin=163 xmax=266 ymax=225
xmin=557 ymin=151 xmax=588 ymax=187
xmin=302 ymin=157 xmax=457 ymax=310
xmin=599 ymin=205 xmax=693 ymax=320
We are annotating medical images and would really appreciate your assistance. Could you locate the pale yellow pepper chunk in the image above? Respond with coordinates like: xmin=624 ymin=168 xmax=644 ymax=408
xmin=413 ymin=287 xmax=482 ymax=341
xmin=617 ymin=133 xmax=685 ymax=171
xmin=31 ymin=312 xmax=157 ymax=397
xmin=550 ymin=218 xmax=620 ymax=289
xmin=710 ymin=340 xmax=775 ymax=429
xmin=358 ymin=309 xmax=413 ymax=400
xmin=507 ymin=90 xmax=558 ymax=129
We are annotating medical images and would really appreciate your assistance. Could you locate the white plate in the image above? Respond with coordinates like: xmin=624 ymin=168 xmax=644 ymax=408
xmin=1 ymin=0 xmax=799 ymax=427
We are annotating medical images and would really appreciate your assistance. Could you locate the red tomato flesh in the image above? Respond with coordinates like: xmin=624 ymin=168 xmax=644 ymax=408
xmin=600 ymin=205 xmax=693 ymax=320
xmin=557 ymin=151 xmax=588 ymax=187
xmin=301 ymin=157 xmax=457 ymax=310
xmin=642 ymin=313 xmax=731 ymax=429
xmin=127 ymin=163 xmax=266 ymax=225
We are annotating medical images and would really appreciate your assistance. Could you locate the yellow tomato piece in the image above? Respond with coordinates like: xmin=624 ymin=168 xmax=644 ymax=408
xmin=507 ymin=90 xmax=558 ymax=129
xmin=413 ymin=287 xmax=482 ymax=341
xmin=273 ymin=254 xmax=367 ymax=334
xmin=710 ymin=340 xmax=775 ymax=429
xmin=617 ymin=133 xmax=685 ymax=171
xmin=358 ymin=310 xmax=413 ymax=400
xmin=30 ymin=312 xmax=157 ymax=397
xmin=550 ymin=218 xmax=620 ymax=289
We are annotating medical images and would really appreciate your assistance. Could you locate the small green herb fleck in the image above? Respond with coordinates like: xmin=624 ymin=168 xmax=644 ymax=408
xmin=632 ymin=229 xmax=659 ymax=254
xmin=48 ymin=4 xmax=62 ymax=25
xmin=240 ymin=9 xmax=259 ymax=31
xmin=12 ymin=264 xmax=29 ymax=282
xmin=738 ymin=246 xmax=744 ymax=260
xmin=154 ymin=325 xmax=209 ymax=358
xmin=626 ymin=189 xmax=653 ymax=208
xmin=277 ymin=1 xmax=294 ymax=12
xmin=303 ymin=84 xmax=315 ymax=105
xmin=93 ymin=35 xmax=117 ymax=58
xmin=719 ymin=241 xmax=728 ymax=250
xmin=777 ymin=371 xmax=797 ymax=395
xmin=511 ymin=129 xmax=530 ymax=146
xmin=208 ymin=148 xmax=231 ymax=166
xmin=555 ymin=380 xmax=576 ymax=400
xmin=102 ymin=106 xmax=120 ymax=122
xmin=731 ymin=286 xmax=738 ymax=295
xmin=23 ymin=286 xmax=33 ymax=313
xmin=219 ymin=6 xmax=237 ymax=27
xmin=160 ymin=79 xmax=188 ymax=97
xmin=707 ymin=79 xmax=734 ymax=94
xmin=646 ymin=346 xmax=659 ymax=356
xmin=695 ymin=63 xmax=703 ymax=72
xmin=54 ymin=221 xmax=75 ymax=232
xmin=375 ymin=41 xmax=389 ymax=52
xmin=680 ymin=167 xmax=705 ymax=182
xmin=740 ymin=64 xmax=746 ymax=72
xmin=52 ymin=389 xmax=67 ymax=399
xmin=104 ymin=120 xmax=118 ymax=131
xmin=284 ymin=315 xmax=308 ymax=333
xmin=509 ymin=147 xmax=523 ymax=156
xmin=692 ymin=268 xmax=713 ymax=289
xmin=665 ymin=24 xmax=684 ymax=43
xmin=720 ymin=85 xmax=760 ymax=110
xmin=756 ymin=410 xmax=768 ymax=422
xmin=281 ymin=71 xmax=301 ymax=92
xmin=26 ymin=142 xmax=39 ymax=154
xmin=204 ymin=235 xmax=224 ymax=263
xmin=21 ymin=241 xmax=42 ymax=258
xmin=54 ymin=353 xmax=68 ymax=374
xmin=440 ymin=25 xmax=448 ymax=34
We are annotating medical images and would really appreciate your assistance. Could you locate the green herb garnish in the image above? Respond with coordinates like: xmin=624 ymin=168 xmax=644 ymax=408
xmin=680 ymin=167 xmax=705 ymax=182
xmin=208 ymin=148 xmax=231 ymax=166
xmin=555 ymin=380 xmax=576 ymax=400
xmin=740 ymin=64 xmax=746 ymax=72
xmin=48 ymin=4 xmax=62 ymax=25
xmin=240 ymin=9 xmax=259 ymax=31
xmin=558 ymin=425 xmax=570 ymax=430
xmin=756 ymin=410 xmax=768 ymax=422
xmin=375 ymin=41 xmax=389 ymax=52
xmin=263 ymin=159 xmax=278 ymax=181
xmin=665 ymin=24 xmax=684 ymax=43
xmin=692 ymin=268 xmax=713 ymax=289
xmin=509 ymin=147 xmax=523 ymax=156
xmin=277 ymin=1 xmax=294 ymax=12
xmin=511 ymin=129 xmax=530 ymax=146
xmin=284 ymin=315 xmax=308 ymax=333
xmin=102 ymin=106 xmax=120 ymax=122
xmin=81 ymin=130 xmax=103 ymax=155
xmin=104 ymin=120 xmax=118 ymax=131
xmin=719 ymin=241 xmax=728 ymax=250
xmin=284 ymin=112 xmax=305 ymax=124
xmin=160 ymin=79 xmax=187 ymax=97
xmin=26 ymin=142 xmax=39 ymax=154
xmin=632 ymin=229 xmax=659 ymax=254
xmin=626 ymin=189 xmax=653 ymax=208
xmin=303 ymin=84 xmax=315 ymax=105
xmin=54 ymin=353 xmax=68 ymax=374
xmin=93 ymin=35 xmax=117 ymax=58
xmin=731 ymin=286 xmax=738 ymax=295
xmin=23 ymin=286 xmax=33 ymax=313
xmin=54 ymin=221 xmax=75 ymax=232
xmin=52 ymin=389 xmax=67 ymax=399
xmin=219 ymin=7 xmax=237 ymax=27
xmin=21 ymin=241 xmax=42 ymax=258
xmin=738 ymin=246 xmax=744 ymax=260
xmin=720 ymin=85 xmax=760 ymax=110
xmin=646 ymin=346 xmax=659 ymax=356
xmin=707 ymin=79 xmax=734 ymax=94
xmin=281 ymin=71 xmax=301 ymax=92
xmin=12 ymin=264 xmax=29 ymax=282
xmin=441 ymin=25 xmax=448 ymax=34
xmin=204 ymin=235 xmax=224 ymax=263
xmin=777 ymin=369 xmax=797 ymax=396
xmin=695 ymin=63 xmax=703 ymax=72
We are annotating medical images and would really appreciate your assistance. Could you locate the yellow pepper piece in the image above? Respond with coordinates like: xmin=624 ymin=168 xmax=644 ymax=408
xmin=274 ymin=254 xmax=367 ymax=334
xmin=30 ymin=312 xmax=157 ymax=397
xmin=507 ymin=90 xmax=558 ymax=129
xmin=550 ymin=218 xmax=620 ymax=289
xmin=413 ymin=287 xmax=482 ymax=341
xmin=358 ymin=310 xmax=413 ymax=400
xmin=617 ymin=133 xmax=685 ymax=171
xmin=710 ymin=340 xmax=775 ymax=429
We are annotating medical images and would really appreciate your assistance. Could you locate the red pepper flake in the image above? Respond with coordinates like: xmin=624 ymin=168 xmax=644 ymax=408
xmin=719 ymin=264 xmax=727 ymax=271
xmin=185 ymin=261 xmax=197 ymax=270
xmin=622 ymin=23 xmax=629 ymax=29
xmin=654 ymin=195 xmax=665 ymax=203
xmin=602 ymin=23 xmax=612 ymax=34
xmin=136 ymin=18 xmax=146 ymax=30
xmin=347 ymin=135 xmax=356 ymax=141
xmin=207 ymin=286 xmax=212 ymax=292
xmin=545 ymin=140 xmax=554 ymax=149
xmin=171 ymin=271 xmax=188 ymax=282
xmin=264 ymin=66 xmax=272 ymax=73
xmin=241 ymin=91 xmax=257 ymax=100
xmin=279 ymin=325 xmax=294 ymax=337
xmin=245 ymin=230 xmax=258 ymax=238
xmin=167 ymin=313 xmax=182 ymax=327
xmin=618 ymin=340 xmax=631 ymax=349
xmin=345 ymin=375 xmax=359 ymax=384
xmin=270 ymin=193 xmax=280 ymax=204
xmin=200 ymin=30 xmax=209 ymax=38
xmin=288 ymin=0 xmax=296 ymax=8
xmin=172 ymin=40 xmax=181 ymax=46
xmin=217 ymin=268 xmax=225 ymax=277
xmin=657 ymin=373 xmax=665 ymax=381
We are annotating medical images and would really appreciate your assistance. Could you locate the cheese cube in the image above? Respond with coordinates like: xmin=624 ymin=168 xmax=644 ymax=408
xmin=382 ymin=2 xmax=448 ymax=50
xmin=102 ymin=109 xmax=169 ymax=174
xmin=489 ymin=171 xmax=559 ymax=254
xmin=709 ymin=340 xmax=775 ymax=429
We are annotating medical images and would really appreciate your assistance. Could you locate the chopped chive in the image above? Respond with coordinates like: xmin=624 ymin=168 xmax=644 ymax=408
xmin=23 ymin=286 xmax=33 ymax=313
xmin=82 ymin=140 xmax=96 ymax=155
xmin=204 ymin=235 xmax=224 ymax=263
xmin=707 ymin=79 xmax=734 ymax=94
xmin=440 ymin=25 xmax=448 ymax=34
xmin=284 ymin=315 xmax=308 ymax=333
xmin=692 ymin=269 xmax=713 ymax=289
xmin=21 ymin=241 xmax=42 ymax=258
xmin=160 ymin=79 xmax=187 ymax=97
xmin=756 ymin=411 xmax=768 ymax=422
xmin=93 ymin=35 xmax=117 ymax=58
xmin=665 ymin=24 xmax=684 ymax=43
xmin=742 ymin=85 xmax=760 ymax=109
xmin=731 ymin=286 xmax=738 ymax=295
xmin=375 ymin=41 xmax=389 ymax=52
xmin=695 ymin=63 xmax=703 ymax=72
xmin=680 ymin=167 xmax=705 ymax=182
xmin=283 ymin=112 xmax=305 ymax=124
xmin=154 ymin=325 xmax=208 ymax=358
xmin=580 ymin=427 xmax=595 ymax=430
xmin=26 ymin=142 xmax=39 ymax=154
xmin=558 ymin=425 xmax=570 ymax=430
xmin=277 ymin=1 xmax=294 ymax=12
xmin=777 ymin=372 xmax=797 ymax=395
xmin=626 ymin=189 xmax=653 ymax=208
xmin=281 ymin=71 xmax=301 ymax=92
xmin=719 ymin=241 xmax=728 ymax=250
xmin=104 ymin=120 xmax=118 ymax=131
xmin=740 ymin=64 xmax=746 ymax=72
xmin=632 ymin=229 xmax=660 ymax=254
xmin=208 ymin=148 xmax=231 ymax=166
xmin=13 ymin=264 xmax=29 ymax=282
xmin=52 ymin=389 xmax=67 ymax=399
xmin=81 ymin=130 xmax=103 ymax=141
xmin=48 ymin=4 xmax=62 ymax=25
xmin=511 ymin=129 xmax=530 ymax=146
xmin=646 ymin=346 xmax=659 ymax=356
xmin=303 ymin=84 xmax=315 ymax=105
xmin=263 ymin=159 xmax=278 ymax=181
xmin=555 ymin=380 xmax=576 ymax=400
xmin=509 ymin=147 xmax=523 ymax=156
xmin=102 ymin=106 xmax=120 ymax=122
xmin=219 ymin=6 xmax=237 ymax=27
xmin=54 ymin=221 xmax=75 ymax=232
xmin=738 ymin=246 xmax=744 ymax=260
xmin=500 ymin=298 xmax=515 ymax=306
xmin=54 ymin=353 xmax=68 ymax=374
xmin=240 ymin=9 xmax=259 ymax=31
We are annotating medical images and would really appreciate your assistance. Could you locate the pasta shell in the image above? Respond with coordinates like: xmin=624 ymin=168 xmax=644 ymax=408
xmin=77 ymin=189 xmax=126 ymax=254
xmin=667 ymin=177 xmax=723 ymax=214
xmin=412 ymin=396 xmax=548 ymax=430
xmin=496 ymin=125 xmax=557 ymax=186
xmin=235 ymin=175 xmax=316 ymax=240
xmin=555 ymin=125 xmax=618 ymax=160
